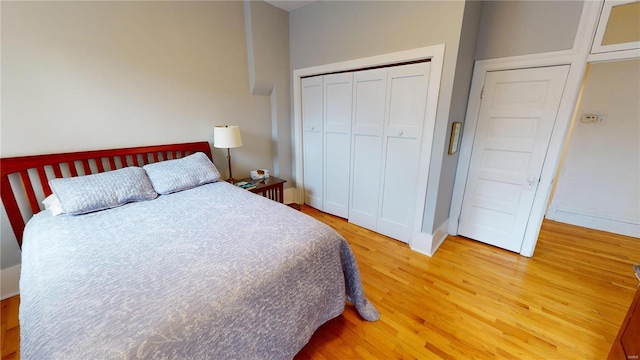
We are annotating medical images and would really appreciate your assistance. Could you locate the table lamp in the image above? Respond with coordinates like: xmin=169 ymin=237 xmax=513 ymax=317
xmin=213 ymin=125 xmax=243 ymax=183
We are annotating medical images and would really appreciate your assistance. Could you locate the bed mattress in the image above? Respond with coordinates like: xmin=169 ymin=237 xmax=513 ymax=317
xmin=20 ymin=181 xmax=378 ymax=359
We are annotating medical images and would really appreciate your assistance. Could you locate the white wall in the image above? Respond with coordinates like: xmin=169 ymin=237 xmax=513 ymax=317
xmin=475 ymin=0 xmax=584 ymax=60
xmin=547 ymin=59 xmax=640 ymax=237
xmin=0 ymin=1 xmax=291 ymax=293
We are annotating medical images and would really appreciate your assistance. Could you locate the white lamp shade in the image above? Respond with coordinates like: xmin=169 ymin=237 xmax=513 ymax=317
xmin=213 ymin=125 xmax=243 ymax=148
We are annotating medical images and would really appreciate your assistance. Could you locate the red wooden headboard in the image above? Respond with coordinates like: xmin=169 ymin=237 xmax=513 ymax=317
xmin=0 ymin=141 xmax=212 ymax=248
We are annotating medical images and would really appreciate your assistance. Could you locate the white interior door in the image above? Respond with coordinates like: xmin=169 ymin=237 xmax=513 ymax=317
xmin=377 ymin=62 xmax=430 ymax=243
xmin=349 ymin=68 xmax=388 ymax=230
xmin=302 ymin=76 xmax=323 ymax=210
xmin=323 ymin=73 xmax=353 ymax=218
xmin=458 ymin=65 xmax=569 ymax=252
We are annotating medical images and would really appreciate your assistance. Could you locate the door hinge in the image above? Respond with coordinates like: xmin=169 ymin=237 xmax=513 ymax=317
xmin=480 ymin=86 xmax=484 ymax=100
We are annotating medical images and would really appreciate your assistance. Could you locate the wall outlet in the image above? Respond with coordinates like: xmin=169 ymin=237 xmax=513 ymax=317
xmin=581 ymin=114 xmax=598 ymax=123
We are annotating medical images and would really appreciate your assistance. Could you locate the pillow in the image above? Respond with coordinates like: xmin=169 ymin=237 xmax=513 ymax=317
xmin=143 ymin=152 xmax=220 ymax=194
xmin=42 ymin=194 xmax=64 ymax=216
xmin=49 ymin=166 xmax=158 ymax=215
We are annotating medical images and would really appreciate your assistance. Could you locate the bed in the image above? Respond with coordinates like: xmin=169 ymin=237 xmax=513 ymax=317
xmin=0 ymin=142 xmax=379 ymax=359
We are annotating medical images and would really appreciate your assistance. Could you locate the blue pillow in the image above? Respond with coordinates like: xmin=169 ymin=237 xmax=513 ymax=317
xmin=143 ymin=152 xmax=220 ymax=194
xmin=49 ymin=166 xmax=158 ymax=215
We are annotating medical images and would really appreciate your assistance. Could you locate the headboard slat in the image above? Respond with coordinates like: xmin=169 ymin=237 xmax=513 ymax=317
xmin=53 ymin=164 xmax=63 ymax=179
xmin=37 ymin=166 xmax=52 ymax=197
xmin=68 ymin=162 xmax=78 ymax=177
xmin=19 ymin=170 xmax=40 ymax=214
xmin=81 ymin=159 xmax=91 ymax=175
xmin=96 ymin=158 xmax=105 ymax=173
xmin=1 ymin=141 xmax=212 ymax=248
xmin=107 ymin=157 xmax=117 ymax=171
xmin=131 ymin=155 xmax=140 ymax=167
xmin=0 ymin=176 xmax=25 ymax=246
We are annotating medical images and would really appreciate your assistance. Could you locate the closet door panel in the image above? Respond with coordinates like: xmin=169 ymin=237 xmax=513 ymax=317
xmin=349 ymin=68 xmax=387 ymax=230
xmin=378 ymin=62 xmax=430 ymax=242
xmin=324 ymin=132 xmax=351 ymax=217
xmin=385 ymin=62 xmax=430 ymax=137
xmin=378 ymin=137 xmax=421 ymax=239
xmin=302 ymin=76 xmax=323 ymax=210
xmin=323 ymin=73 xmax=353 ymax=218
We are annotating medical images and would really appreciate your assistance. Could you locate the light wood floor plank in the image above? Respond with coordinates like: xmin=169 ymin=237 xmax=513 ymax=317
xmin=2 ymin=205 xmax=638 ymax=359
xmin=294 ymin=206 xmax=639 ymax=359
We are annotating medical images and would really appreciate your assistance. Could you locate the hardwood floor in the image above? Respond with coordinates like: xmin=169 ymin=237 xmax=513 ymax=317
xmin=1 ymin=295 xmax=19 ymax=360
xmin=2 ymin=205 xmax=639 ymax=359
xmin=295 ymin=206 xmax=639 ymax=359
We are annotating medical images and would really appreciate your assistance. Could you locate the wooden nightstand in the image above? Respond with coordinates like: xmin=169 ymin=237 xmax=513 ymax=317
xmin=238 ymin=176 xmax=286 ymax=203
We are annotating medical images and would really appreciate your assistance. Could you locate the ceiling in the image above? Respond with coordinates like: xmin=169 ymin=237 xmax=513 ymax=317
xmin=264 ymin=1 xmax=316 ymax=12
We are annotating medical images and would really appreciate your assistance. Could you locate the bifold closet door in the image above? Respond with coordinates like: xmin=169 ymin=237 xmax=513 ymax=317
xmin=302 ymin=76 xmax=323 ymax=210
xmin=349 ymin=68 xmax=388 ymax=230
xmin=377 ymin=62 xmax=431 ymax=243
xmin=323 ymin=73 xmax=353 ymax=218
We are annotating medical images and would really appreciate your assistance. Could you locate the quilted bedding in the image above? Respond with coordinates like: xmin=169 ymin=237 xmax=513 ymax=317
xmin=20 ymin=181 xmax=379 ymax=359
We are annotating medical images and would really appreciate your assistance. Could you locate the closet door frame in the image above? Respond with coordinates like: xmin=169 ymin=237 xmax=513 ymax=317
xmin=293 ymin=45 xmax=445 ymax=247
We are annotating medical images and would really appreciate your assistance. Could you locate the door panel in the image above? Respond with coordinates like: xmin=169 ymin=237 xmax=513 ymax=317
xmin=378 ymin=137 xmax=421 ymax=238
xmin=302 ymin=76 xmax=323 ymax=209
xmin=458 ymin=65 xmax=570 ymax=252
xmin=377 ymin=62 xmax=430 ymax=242
xmin=349 ymin=68 xmax=387 ymax=229
xmin=324 ymin=132 xmax=351 ymax=216
xmin=323 ymin=73 xmax=352 ymax=218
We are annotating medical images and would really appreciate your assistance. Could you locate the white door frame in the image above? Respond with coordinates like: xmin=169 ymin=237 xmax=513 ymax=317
xmin=449 ymin=0 xmax=603 ymax=257
xmin=293 ymin=45 xmax=445 ymax=246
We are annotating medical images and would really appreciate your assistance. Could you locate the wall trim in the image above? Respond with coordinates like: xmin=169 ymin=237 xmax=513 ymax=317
xmin=590 ymin=0 xmax=640 ymax=55
xmin=410 ymin=218 xmax=449 ymax=257
xmin=547 ymin=205 xmax=640 ymax=238
xmin=283 ymin=187 xmax=298 ymax=205
xmin=1 ymin=265 xmax=21 ymax=300
xmin=292 ymin=44 xmax=445 ymax=240
xmin=588 ymin=48 xmax=640 ymax=63
xmin=448 ymin=0 xmax=603 ymax=257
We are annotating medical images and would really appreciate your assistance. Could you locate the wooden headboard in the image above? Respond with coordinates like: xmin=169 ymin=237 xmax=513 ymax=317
xmin=1 ymin=141 xmax=212 ymax=248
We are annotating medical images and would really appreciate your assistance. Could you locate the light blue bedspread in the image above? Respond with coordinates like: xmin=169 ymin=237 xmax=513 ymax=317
xmin=20 ymin=181 xmax=379 ymax=359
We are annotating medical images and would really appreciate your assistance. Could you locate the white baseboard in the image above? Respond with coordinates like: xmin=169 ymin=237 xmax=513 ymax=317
xmin=1 ymin=264 xmax=21 ymax=300
xmin=546 ymin=205 xmax=640 ymax=238
xmin=284 ymin=187 xmax=298 ymax=204
xmin=410 ymin=219 xmax=449 ymax=257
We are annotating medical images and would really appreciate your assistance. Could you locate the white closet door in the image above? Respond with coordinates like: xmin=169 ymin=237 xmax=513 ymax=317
xmin=458 ymin=66 xmax=569 ymax=252
xmin=323 ymin=73 xmax=353 ymax=218
xmin=302 ymin=76 xmax=323 ymax=210
xmin=349 ymin=68 xmax=387 ymax=230
xmin=377 ymin=62 xmax=430 ymax=242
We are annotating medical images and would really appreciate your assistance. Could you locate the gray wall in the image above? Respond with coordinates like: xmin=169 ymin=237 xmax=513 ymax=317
xmin=475 ymin=1 xmax=584 ymax=60
xmin=290 ymin=1 xmax=466 ymax=70
xmin=1 ymin=1 xmax=290 ymax=270
xmin=424 ymin=0 xmax=484 ymax=233
xmin=290 ymin=0 xmax=468 ymax=235
xmin=245 ymin=1 xmax=292 ymax=184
